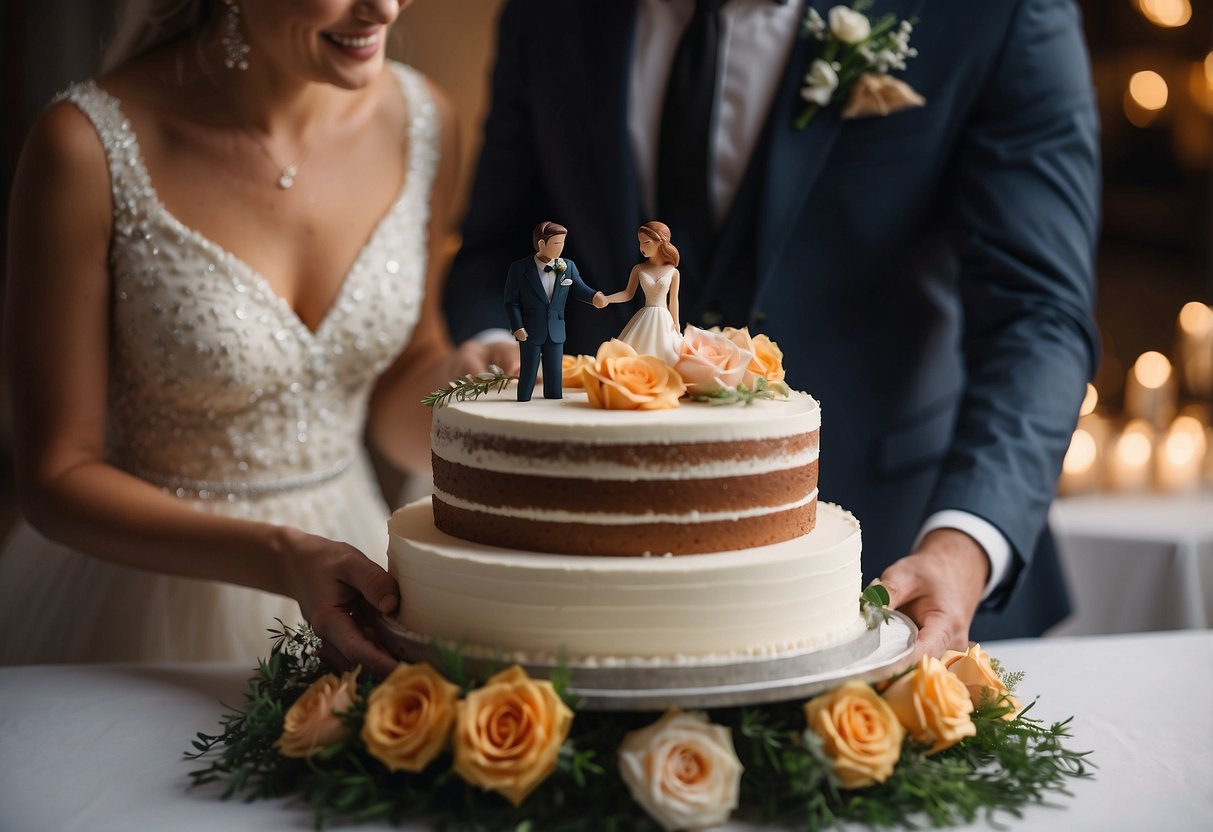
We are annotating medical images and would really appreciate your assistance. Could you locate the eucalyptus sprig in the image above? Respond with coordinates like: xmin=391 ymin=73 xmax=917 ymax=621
xmin=690 ymin=377 xmax=792 ymax=406
xmin=860 ymin=583 xmax=895 ymax=625
xmin=421 ymin=366 xmax=515 ymax=408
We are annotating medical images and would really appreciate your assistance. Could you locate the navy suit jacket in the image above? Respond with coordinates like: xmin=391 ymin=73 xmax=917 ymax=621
xmin=504 ymin=257 xmax=596 ymax=344
xmin=444 ymin=0 xmax=1100 ymax=638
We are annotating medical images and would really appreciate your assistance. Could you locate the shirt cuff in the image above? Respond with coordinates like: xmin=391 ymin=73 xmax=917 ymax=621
xmin=915 ymin=510 xmax=1012 ymax=601
xmin=470 ymin=328 xmax=516 ymax=345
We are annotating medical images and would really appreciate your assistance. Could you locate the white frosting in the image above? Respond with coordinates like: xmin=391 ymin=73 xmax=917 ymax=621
xmin=432 ymin=388 xmax=820 ymax=444
xmin=432 ymin=487 xmax=817 ymax=526
xmin=432 ymin=443 xmax=819 ymax=481
xmin=389 ymin=498 xmax=864 ymax=660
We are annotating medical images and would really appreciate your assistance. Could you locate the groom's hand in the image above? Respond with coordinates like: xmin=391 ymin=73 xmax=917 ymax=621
xmin=513 ymin=328 xmax=528 ymax=341
xmin=877 ymin=529 xmax=989 ymax=659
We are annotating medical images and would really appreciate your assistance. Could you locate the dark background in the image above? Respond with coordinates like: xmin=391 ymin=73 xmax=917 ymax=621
xmin=1 ymin=0 xmax=1210 ymax=534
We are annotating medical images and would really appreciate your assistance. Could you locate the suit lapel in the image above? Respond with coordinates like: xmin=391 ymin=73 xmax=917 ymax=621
xmin=578 ymin=1 xmax=642 ymax=287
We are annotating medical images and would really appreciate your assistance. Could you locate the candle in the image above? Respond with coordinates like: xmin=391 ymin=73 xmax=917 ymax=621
xmin=1176 ymin=301 xmax=1213 ymax=399
xmin=1124 ymin=351 xmax=1177 ymax=429
xmin=1105 ymin=419 xmax=1155 ymax=492
xmin=1156 ymin=415 xmax=1208 ymax=493
xmin=1059 ymin=426 xmax=1102 ymax=495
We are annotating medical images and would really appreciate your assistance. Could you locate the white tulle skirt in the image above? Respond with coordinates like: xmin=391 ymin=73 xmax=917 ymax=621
xmin=617 ymin=305 xmax=682 ymax=366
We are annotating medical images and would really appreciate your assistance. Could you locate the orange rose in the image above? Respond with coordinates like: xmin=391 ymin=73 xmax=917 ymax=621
xmin=805 ymin=681 xmax=904 ymax=789
xmin=617 ymin=709 xmax=743 ymax=831
xmin=882 ymin=656 xmax=976 ymax=754
xmin=581 ymin=340 xmax=686 ymax=411
xmin=718 ymin=327 xmax=787 ymax=388
xmin=276 ymin=667 xmax=360 ymax=758
xmin=361 ymin=662 xmax=459 ymax=773
xmin=943 ymin=645 xmax=1021 ymax=720
xmin=674 ymin=326 xmax=753 ymax=394
xmin=452 ymin=665 xmax=574 ymax=806
xmin=561 ymin=354 xmax=594 ymax=390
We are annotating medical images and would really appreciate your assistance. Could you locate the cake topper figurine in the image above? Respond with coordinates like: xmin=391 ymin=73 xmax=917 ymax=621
xmin=504 ymin=221 xmax=608 ymax=401
xmin=602 ymin=221 xmax=683 ymax=366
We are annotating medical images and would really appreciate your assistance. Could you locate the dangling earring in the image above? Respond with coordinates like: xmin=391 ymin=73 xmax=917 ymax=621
xmin=222 ymin=0 xmax=250 ymax=71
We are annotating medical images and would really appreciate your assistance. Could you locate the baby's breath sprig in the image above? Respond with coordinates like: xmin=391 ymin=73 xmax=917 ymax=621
xmin=690 ymin=377 xmax=792 ymax=406
xmin=421 ymin=366 xmax=515 ymax=408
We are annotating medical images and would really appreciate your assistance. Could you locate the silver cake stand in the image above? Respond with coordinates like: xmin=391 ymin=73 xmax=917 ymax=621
xmin=369 ymin=610 xmax=917 ymax=711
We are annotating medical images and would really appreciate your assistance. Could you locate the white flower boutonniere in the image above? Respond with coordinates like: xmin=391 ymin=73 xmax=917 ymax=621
xmin=796 ymin=1 xmax=924 ymax=129
xmin=552 ymin=258 xmax=568 ymax=275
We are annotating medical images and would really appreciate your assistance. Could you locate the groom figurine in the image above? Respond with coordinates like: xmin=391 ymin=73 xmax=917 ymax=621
xmin=505 ymin=221 xmax=607 ymax=401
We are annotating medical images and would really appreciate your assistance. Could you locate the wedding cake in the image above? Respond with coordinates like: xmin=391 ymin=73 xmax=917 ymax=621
xmin=387 ymin=386 xmax=867 ymax=663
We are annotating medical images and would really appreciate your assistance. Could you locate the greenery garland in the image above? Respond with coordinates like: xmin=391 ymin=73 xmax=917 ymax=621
xmin=189 ymin=620 xmax=1091 ymax=831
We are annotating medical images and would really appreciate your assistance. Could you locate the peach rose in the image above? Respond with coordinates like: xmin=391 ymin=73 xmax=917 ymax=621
xmin=581 ymin=339 xmax=686 ymax=411
xmin=719 ymin=327 xmax=786 ymax=388
xmin=804 ymin=681 xmax=905 ymax=789
xmin=561 ymin=354 xmax=594 ymax=390
xmin=674 ymin=326 xmax=753 ymax=394
xmin=943 ymin=645 xmax=1022 ymax=720
xmin=452 ymin=665 xmax=574 ymax=806
xmin=882 ymin=656 xmax=976 ymax=754
xmin=361 ymin=662 xmax=460 ymax=773
xmin=276 ymin=667 xmax=360 ymax=758
xmin=617 ymin=709 xmax=743 ymax=832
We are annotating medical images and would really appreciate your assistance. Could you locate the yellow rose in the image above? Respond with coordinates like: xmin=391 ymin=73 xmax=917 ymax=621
xmin=561 ymin=354 xmax=594 ymax=390
xmin=361 ymin=662 xmax=459 ymax=773
xmin=452 ymin=665 xmax=574 ymax=806
xmin=882 ymin=656 xmax=976 ymax=755
xmin=617 ymin=709 xmax=743 ymax=832
xmin=276 ymin=667 xmax=359 ymax=758
xmin=942 ymin=644 xmax=1008 ymax=708
xmin=804 ymin=681 xmax=904 ymax=789
xmin=581 ymin=339 xmax=686 ymax=411
xmin=674 ymin=326 xmax=752 ymax=394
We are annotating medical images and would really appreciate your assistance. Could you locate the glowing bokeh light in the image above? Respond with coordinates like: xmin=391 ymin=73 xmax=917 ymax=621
xmin=1133 ymin=351 xmax=1172 ymax=389
xmin=1137 ymin=0 xmax=1192 ymax=28
xmin=1178 ymin=302 xmax=1213 ymax=337
xmin=1063 ymin=429 xmax=1098 ymax=474
xmin=1129 ymin=71 xmax=1169 ymax=110
xmin=1079 ymin=383 xmax=1099 ymax=417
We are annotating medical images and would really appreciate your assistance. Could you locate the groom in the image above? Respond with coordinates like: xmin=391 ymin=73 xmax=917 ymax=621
xmin=505 ymin=221 xmax=608 ymax=401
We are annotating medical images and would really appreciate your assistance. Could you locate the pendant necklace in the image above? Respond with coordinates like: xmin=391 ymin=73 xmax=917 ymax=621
xmin=217 ymin=81 xmax=334 ymax=189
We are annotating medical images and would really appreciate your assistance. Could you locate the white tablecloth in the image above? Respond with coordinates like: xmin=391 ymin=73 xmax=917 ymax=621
xmin=2 ymin=631 xmax=1211 ymax=831
xmin=1049 ymin=491 xmax=1213 ymax=635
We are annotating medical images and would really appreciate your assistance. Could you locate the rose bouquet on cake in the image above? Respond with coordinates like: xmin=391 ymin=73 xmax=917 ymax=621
xmin=189 ymin=610 xmax=1090 ymax=830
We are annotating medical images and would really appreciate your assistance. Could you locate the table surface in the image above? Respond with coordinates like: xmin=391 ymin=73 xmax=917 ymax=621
xmin=1050 ymin=490 xmax=1213 ymax=543
xmin=2 ymin=631 xmax=1211 ymax=832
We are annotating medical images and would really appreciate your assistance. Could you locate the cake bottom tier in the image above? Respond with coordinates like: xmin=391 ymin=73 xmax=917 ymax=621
xmin=387 ymin=498 xmax=866 ymax=663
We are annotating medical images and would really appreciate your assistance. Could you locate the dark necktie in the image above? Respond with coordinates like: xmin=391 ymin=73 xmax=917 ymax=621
xmin=657 ymin=0 xmax=728 ymax=276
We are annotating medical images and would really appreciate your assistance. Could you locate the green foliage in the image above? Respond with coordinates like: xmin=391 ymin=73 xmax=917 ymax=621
xmin=422 ymin=368 xmax=515 ymax=408
xmin=189 ymin=626 xmax=1091 ymax=830
xmin=690 ymin=377 xmax=793 ymax=406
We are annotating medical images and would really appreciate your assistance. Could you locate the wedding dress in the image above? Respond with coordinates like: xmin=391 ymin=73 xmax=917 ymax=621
xmin=616 ymin=267 xmax=682 ymax=365
xmin=0 ymin=63 xmax=436 ymax=665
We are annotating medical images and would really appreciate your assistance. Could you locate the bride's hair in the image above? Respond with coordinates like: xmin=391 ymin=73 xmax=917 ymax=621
xmin=100 ymin=0 xmax=214 ymax=74
xmin=639 ymin=221 xmax=680 ymax=267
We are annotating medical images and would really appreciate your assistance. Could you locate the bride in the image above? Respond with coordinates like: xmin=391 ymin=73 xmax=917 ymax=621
xmin=0 ymin=0 xmax=475 ymax=674
xmin=604 ymin=222 xmax=683 ymax=365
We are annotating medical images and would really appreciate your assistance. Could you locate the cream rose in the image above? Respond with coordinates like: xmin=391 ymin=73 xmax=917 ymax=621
xmin=674 ymin=326 xmax=753 ymax=395
xmin=882 ymin=656 xmax=976 ymax=754
xmin=361 ymin=662 xmax=459 ymax=773
xmin=829 ymin=5 xmax=871 ymax=43
xmin=581 ymin=339 xmax=686 ymax=410
xmin=561 ymin=354 xmax=593 ymax=390
xmin=801 ymin=58 xmax=839 ymax=107
xmin=276 ymin=667 xmax=359 ymax=758
xmin=943 ymin=644 xmax=1020 ymax=719
xmin=617 ymin=709 xmax=743 ymax=832
xmin=452 ymin=665 xmax=573 ymax=806
xmin=805 ymin=681 xmax=904 ymax=789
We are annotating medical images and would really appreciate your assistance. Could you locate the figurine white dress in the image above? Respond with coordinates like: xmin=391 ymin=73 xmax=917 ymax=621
xmin=616 ymin=266 xmax=682 ymax=365
xmin=0 ymin=64 xmax=437 ymax=665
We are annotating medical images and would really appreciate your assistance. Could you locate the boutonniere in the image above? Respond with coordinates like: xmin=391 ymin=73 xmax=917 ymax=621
xmin=552 ymin=258 xmax=568 ymax=275
xmin=796 ymin=2 xmax=924 ymax=130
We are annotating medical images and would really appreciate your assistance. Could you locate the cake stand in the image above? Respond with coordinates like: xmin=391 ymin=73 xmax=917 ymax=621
xmin=369 ymin=610 xmax=917 ymax=711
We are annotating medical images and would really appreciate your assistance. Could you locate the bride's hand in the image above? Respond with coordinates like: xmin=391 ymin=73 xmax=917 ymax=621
xmin=276 ymin=528 xmax=401 ymax=677
xmin=451 ymin=339 xmax=520 ymax=377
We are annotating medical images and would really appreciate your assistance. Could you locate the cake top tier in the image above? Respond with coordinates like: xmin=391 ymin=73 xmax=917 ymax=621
xmin=433 ymin=388 xmax=820 ymax=444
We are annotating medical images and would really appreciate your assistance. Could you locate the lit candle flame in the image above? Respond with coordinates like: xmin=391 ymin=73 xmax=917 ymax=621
xmin=1079 ymin=383 xmax=1098 ymax=417
xmin=1178 ymin=301 xmax=1213 ymax=337
xmin=1136 ymin=0 xmax=1192 ymax=28
xmin=1063 ymin=429 xmax=1098 ymax=475
xmin=1133 ymin=351 xmax=1172 ymax=389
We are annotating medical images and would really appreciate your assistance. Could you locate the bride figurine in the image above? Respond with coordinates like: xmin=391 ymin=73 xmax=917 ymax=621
xmin=604 ymin=222 xmax=683 ymax=365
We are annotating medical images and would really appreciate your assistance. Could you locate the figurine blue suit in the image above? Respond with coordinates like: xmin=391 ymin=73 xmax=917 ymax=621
xmin=504 ymin=224 xmax=603 ymax=401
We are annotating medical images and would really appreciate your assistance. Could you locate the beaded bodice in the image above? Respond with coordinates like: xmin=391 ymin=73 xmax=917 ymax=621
xmin=59 ymin=64 xmax=435 ymax=499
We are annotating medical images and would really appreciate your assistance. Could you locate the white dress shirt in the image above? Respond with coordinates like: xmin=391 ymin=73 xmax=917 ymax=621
xmin=535 ymin=255 xmax=556 ymax=300
xmin=486 ymin=0 xmax=1013 ymax=598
